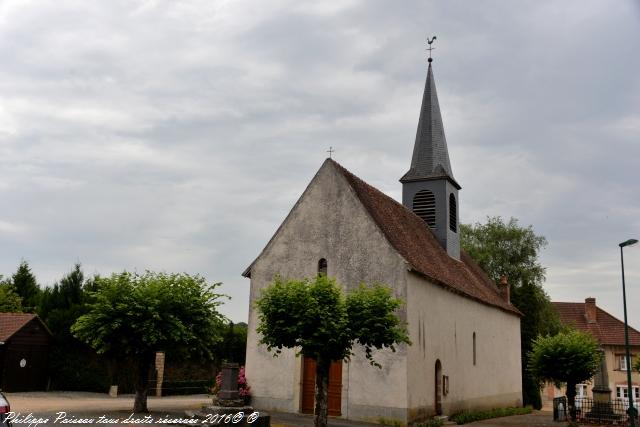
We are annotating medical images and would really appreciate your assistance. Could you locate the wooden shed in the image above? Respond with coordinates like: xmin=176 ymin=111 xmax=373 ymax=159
xmin=0 ymin=313 xmax=52 ymax=392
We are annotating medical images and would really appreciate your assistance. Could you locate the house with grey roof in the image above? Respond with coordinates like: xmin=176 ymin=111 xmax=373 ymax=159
xmin=243 ymin=58 xmax=523 ymax=425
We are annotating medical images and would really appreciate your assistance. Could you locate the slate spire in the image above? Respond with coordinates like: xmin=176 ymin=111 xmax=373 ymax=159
xmin=400 ymin=59 xmax=461 ymax=260
xmin=400 ymin=63 xmax=460 ymax=189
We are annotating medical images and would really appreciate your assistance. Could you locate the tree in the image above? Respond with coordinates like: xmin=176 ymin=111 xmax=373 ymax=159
xmin=72 ymin=271 xmax=227 ymax=412
xmin=0 ymin=280 xmax=23 ymax=312
xmin=528 ymin=329 xmax=601 ymax=422
xmin=634 ymin=356 xmax=640 ymax=375
xmin=460 ymin=216 xmax=560 ymax=408
xmin=255 ymin=275 xmax=410 ymax=427
xmin=11 ymin=260 xmax=41 ymax=311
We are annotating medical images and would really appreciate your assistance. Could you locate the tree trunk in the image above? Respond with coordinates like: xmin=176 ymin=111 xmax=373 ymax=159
xmin=133 ymin=355 xmax=152 ymax=413
xmin=566 ymin=381 xmax=577 ymax=422
xmin=313 ymin=356 xmax=331 ymax=427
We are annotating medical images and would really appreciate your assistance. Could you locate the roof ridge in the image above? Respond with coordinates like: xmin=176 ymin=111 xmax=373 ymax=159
xmin=328 ymin=159 xmax=519 ymax=316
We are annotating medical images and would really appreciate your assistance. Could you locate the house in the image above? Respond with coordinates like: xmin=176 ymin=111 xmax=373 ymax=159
xmin=542 ymin=298 xmax=640 ymax=408
xmin=0 ymin=312 xmax=52 ymax=392
xmin=243 ymin=59 xmax=523 ymax=425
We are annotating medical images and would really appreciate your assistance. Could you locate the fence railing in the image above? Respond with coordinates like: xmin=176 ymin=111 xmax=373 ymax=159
xmin=553 ymin=396 xmax=639 ymax=425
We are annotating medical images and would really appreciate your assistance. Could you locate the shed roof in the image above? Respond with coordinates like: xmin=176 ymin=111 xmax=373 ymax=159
xmin=0 ymin=312 xmax=49 ymax=342
xmin=553 ymin=301 xmax=640 ymax=346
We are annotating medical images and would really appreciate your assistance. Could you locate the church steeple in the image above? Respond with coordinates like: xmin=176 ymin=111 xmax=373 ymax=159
xmin=400 ymin=63 xmax=459 ymax=188
xmin=400 ymin=56 xmax=461 ymax=260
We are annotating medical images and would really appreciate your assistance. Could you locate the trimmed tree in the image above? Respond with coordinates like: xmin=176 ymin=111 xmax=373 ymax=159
xmin=255 ymin=275 xmax=410 ymax=427
xmin=72 ymin=271 xmax=227 ymax=412
xmin=528 ymin=329 xmax=602 ymax=422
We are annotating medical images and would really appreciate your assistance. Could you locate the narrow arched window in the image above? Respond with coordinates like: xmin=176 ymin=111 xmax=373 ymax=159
xmin=449 ymin=193 xmax=457 ymax=233
xmin=473 ymin=332 xmax=477 ymax=366
xmin=413 ymin=190 xmax=436 ymax=228
xmin=318 ymin=258 xmax=327 ymax=275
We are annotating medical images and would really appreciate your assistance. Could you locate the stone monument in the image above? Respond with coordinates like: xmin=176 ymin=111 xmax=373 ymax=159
xmin=186 ymin=363 xmax=269 ymax=427
xmin=586 ymin=349 xmax=618 ymax=423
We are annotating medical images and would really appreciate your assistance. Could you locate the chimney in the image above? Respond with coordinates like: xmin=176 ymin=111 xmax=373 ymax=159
xmin=585 ymin=298 xmax=597 ymax=323
xmin=498 ymin=276 xmax=510 ymax=304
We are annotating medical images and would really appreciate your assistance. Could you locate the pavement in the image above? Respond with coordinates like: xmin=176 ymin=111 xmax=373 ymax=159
xmin=4 ymin=393 xmax=559 ymax=426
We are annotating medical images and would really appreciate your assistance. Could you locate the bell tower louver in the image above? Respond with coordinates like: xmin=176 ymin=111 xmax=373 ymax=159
xmin=400 ymin=60 xmax=461 ymax=260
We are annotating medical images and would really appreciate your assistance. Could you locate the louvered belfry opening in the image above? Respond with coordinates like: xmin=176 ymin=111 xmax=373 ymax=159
xmin=449 ymin=193 xmax=457 ymax=232
xmin=413 ymin=190 xmax=436 ymax=228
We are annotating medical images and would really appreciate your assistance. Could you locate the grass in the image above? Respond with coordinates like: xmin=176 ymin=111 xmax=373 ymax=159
xmin=377 ymin=416 xmax=405 ymax=427
xmin=450 ymin=406 xmax=532 ymax=424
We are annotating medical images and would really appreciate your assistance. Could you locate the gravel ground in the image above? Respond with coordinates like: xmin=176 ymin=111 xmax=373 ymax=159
xmin=4 ymin=393 xmax=558 ymax=427
xmin=5 ymin=392 xmax=212 ymax=426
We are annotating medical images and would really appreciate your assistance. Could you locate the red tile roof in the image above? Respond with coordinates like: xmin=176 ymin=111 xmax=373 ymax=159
xmin=331 ymin=160 xmax=520 ymax=316
xmin=553 ymin=302 xmax=640 ymax=346
xmin=0 ymin=312 xmax=38 ymax=342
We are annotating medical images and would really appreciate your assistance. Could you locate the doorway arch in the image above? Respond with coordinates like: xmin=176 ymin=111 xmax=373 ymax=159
xmin=435 ymin=359 xmax=442 ymax=415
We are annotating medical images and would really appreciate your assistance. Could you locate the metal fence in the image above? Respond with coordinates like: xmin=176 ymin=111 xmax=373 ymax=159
xmin=553 ymin=396 xmax=639 ymax=425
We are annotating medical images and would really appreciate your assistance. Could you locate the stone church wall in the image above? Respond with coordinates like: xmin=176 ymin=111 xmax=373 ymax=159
xmin=245 ymin=162 xmax=410 ymax=417
xmin=406 ymin=273 xmax=522 ymax=421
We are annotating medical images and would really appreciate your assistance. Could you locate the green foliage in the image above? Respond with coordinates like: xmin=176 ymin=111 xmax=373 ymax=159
xmin=528 ymin=329 xmax=601 ymax=422
xmin=377 ymin=417 xmax=405 ymax=427
xmin=37 ymin=264 xmax=111 ymax=391
xmin=449 ymin=407 xmax=532 ymax=424
xmin=72 ymin=271 xmax=227 ymax=359
xmin=634 ymin=355 xmax=640 ymax=374
xmin=416 ymin=419 xmax=444 ymax=427
xmin=528 ymin=329 xmax=601 ymax=387
xmin=0 ymin=281 xmax=23 ymax=312
xmin=72 ymin=271 xmax=227 ymax=412
xmin=256 ymin=275 xmax=410 ymax=427
xmin=255 ymin=275 xmax=410 ymax=364
xmin=460 ymin=216 xmax=560 ymax=408
xmin=218 ymin=321 xmax=248 ymax=365
xmin=10 ymin=260 xmax=41 ymax=311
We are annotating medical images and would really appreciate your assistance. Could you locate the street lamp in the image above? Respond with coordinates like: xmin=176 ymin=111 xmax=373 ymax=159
xmin=619 ymin=238 xmax=638 ymax=426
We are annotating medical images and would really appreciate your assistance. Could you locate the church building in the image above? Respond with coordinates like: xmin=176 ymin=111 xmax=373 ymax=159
xmin=243 ymin=58 xmax=523 ymax=424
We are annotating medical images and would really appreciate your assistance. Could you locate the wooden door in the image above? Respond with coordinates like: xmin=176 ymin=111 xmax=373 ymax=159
xmin=301 ymin=357 xmax=342 ymax=416
xmin=435 ymin=359 xmax=442 ymax=415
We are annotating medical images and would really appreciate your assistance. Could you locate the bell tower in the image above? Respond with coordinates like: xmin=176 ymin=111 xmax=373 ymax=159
xmin=400 ymin=49 xmax=461 ymax=259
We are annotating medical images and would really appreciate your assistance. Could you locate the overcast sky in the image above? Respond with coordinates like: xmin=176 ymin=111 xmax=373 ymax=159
xmin=1 ymin=0 xmax=639 ymax=327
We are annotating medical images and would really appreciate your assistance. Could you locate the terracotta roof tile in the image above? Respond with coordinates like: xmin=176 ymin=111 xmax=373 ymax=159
xmin=553 ymin=301 xmax=640 ymax=346
xmin=331 ymin=160 xmax=520 ymax=316
xmin=0 ymin=312 xmax=37 ymax=342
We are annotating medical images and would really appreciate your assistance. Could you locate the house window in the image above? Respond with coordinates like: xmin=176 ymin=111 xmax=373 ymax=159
xmin=616 ymin=386 xmax=640 ymax=402
xmin=618 ymin=355 xmax=634 ymax=371
xmin=449 ymin=194 xmax=457 ymax=232
xmin=576 ymin=384 xmax=587 ymax=398
xmin=318 ymin=258 xmax=328 ymax=275
xmin=413 ymin=190 xmax=436 ymax=228
xmin=472 ymin=332 xmax=476 ymax=366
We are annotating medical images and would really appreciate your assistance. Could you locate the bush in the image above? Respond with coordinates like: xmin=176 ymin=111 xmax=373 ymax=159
xmin=417 ymin=419 xmax=444 ymax=427
xmin=450 ymin=407 xmax=532 ymax=424
xmin=377 ymin=417 xmax=404 ymax=427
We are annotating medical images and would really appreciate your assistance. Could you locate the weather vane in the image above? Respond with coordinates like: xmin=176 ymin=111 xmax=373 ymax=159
xmin=327 ymin=146 xmax=335 ymax=158
xmin=427 ymin=36 xmax=437 ymax=63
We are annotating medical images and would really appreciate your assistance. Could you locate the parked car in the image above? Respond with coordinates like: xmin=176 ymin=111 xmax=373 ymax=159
xmin=0 ymin=391 xmax=11 ymax=427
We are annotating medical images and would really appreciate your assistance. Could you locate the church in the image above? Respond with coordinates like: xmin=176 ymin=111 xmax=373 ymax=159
xmin=243 ymin=57 xmax=523 ymax=424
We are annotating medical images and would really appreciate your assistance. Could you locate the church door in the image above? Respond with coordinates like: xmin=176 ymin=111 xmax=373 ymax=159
xmin=301 ymin=356 xmax=342 ymax=416
xmin=435 ymin=359 xmax=443 ymax=415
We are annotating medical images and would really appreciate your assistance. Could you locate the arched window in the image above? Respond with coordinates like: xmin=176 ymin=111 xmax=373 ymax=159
xmin=473 ymin=332 xmax=477 ymax=366
xmin=449 ymin=193 xmax=457 ymax=233
xmin=413 ymin=190 xmax=436 ymax=228
xmin=318 ymin=258 xmax=327 ymax=275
